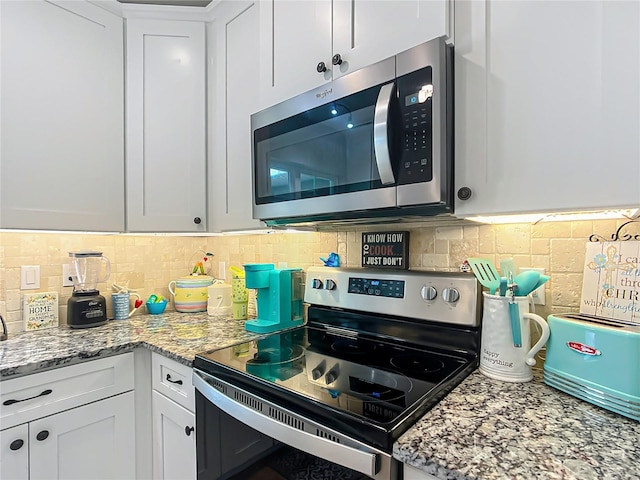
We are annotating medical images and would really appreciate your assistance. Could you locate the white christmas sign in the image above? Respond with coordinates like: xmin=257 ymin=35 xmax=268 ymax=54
xmin=580 ymin=241 xmax=640 ymax=323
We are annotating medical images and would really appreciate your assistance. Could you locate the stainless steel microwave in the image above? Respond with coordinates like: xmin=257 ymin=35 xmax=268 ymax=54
xmin=251 ymin=37 xmax=453 ymax=228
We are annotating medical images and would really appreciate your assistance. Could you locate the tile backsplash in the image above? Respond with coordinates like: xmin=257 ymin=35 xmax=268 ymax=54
xmin=1 ymin=219 xmax=638 ymax=333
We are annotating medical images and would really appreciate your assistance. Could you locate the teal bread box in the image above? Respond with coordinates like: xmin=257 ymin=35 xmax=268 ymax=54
xmin=543 ymin=313 xmax=640 ymax=421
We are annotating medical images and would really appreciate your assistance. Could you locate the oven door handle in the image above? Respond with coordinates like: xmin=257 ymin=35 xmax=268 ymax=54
xmin=193 ymin=371 xmax=380 ymax=477
xmin=373 ymin=82 xmax=396 ymax=185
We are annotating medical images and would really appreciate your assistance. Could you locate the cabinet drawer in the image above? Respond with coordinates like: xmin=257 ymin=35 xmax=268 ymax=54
xmin=152 ymin=353 xmax=194 ymax=412
xmin=1 ymin=353 xmax=134 ymax=430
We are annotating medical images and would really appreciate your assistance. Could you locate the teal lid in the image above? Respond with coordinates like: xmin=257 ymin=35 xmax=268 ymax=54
xmin=244 ymin=263 xmax=274 ymax=272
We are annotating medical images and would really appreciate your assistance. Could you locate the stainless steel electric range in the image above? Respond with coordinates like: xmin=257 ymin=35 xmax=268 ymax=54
xmin=193 ymin=267 xmax=481 ymax=480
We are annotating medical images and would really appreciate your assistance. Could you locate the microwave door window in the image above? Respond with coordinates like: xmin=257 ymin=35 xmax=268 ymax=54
xmin=254 ymin=83 xmax=391 ymax=206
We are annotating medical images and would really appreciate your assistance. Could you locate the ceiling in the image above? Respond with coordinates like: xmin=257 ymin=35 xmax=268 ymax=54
xmin=117 ymin=0 xmax=213 ymax=7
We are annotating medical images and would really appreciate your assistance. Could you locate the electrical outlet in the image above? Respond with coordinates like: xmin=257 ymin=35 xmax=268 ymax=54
xmin=62 ymin=264 xmax=75 ymax=287
xmin=218 ymin=261 xmax=226 ymax=280
xmin=519 ymin=267 xmax=546 ymax=305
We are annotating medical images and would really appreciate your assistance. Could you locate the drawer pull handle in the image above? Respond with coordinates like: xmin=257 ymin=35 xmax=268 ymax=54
xmin=36 ymin=430 xmax=49 ymax=441
xmin=166 ymin=374 xmax=183 ymax=385
xmin=185 ymin=426 xmax=194 ymax=436
xmin=3 ymin=389 xmax=53 ymax=406
xmin=10 ymin=439 xmax=24 ymax=451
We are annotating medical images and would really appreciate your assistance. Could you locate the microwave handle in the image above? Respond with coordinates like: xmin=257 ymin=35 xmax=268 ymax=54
xmin=373 ymin=82 xmax=396 ymax=185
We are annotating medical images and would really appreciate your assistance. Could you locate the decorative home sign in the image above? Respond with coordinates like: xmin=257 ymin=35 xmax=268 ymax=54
xmin=580 ymin=241 xmax=640 ymax=323
xmin=362 ymin=231 xmax=409 ymax=269
xmin=23 ymin=292 xmax=59 ymax=330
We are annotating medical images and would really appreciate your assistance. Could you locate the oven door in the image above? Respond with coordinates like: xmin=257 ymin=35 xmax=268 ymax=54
xmin=193 ymin=369 xmax=398 ymax=480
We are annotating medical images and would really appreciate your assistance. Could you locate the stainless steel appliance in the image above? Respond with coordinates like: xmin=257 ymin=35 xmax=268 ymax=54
xmin=544 ymin=313 xmax=640 ymax=421
xmin=251 ymin=37 xmax=453 ymax=228
xmin=193 ymin=267 xmax=481 ymax=479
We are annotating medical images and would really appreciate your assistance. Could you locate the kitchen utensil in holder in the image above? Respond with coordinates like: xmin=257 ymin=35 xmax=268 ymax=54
xmin=243 ymin=263 xmax=304 ymax=334
xmin=480 ymin=292 xmax=550 ymax=382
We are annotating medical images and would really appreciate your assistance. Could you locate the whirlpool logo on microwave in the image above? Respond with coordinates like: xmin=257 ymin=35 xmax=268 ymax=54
xmin=316 ymin=88 xmax=333 ymax=99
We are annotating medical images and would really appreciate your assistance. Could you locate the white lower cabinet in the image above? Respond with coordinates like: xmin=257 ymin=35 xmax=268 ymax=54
xmin=0 ymin=354 xmax=136 ymax=480
xmin=29 ymin=392 xmax=135 ymax=480
xmin=151 ymin=352 xmax=196 ymax=480
xmin=0 ymin=424 xmax=29 ymax=480
xmin=404 ymin=464 xmax=439 ymax=480
xmin=152 ymin=391 xmax=196 ymax=480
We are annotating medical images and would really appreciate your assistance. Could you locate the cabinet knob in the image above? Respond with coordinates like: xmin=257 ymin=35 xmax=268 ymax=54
xmin=36 ymin=430 xmax=49 ymax=441
xmin=10 ymin=439 xmax=24 ymax=451
xmin=193 ymin=217 xmax=202 ymax=225
xmin=457 ymin=187 xmax=472 ymax=201
xmin=185 ymin=426 xmax=194 ymax=436
xmin=332 ymin=53 xmax=343 ymax=66
xmin=316 ymin=61 xmax=327 ymax=73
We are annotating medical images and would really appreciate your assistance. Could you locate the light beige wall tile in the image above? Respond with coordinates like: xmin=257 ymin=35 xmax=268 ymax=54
xmin=550 ymin=239 xmax=588 ymax=273
xmin=1 ymin=218 xmax=635 ymax=334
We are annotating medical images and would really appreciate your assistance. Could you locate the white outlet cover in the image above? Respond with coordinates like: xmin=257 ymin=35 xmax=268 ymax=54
xmin=62 ymin=264 xmax=75 ymax=287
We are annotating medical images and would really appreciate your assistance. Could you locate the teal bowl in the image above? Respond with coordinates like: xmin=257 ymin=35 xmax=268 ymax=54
xmin=146 ymin=300 xmax=168 ymax=315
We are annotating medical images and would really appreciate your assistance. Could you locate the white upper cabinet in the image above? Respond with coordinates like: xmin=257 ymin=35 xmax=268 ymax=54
xmin=259 ymin=0 xmax=450 ymax=108
xmin=209 ymin=1 xmax=265 ymax=232
xmin=454 ymin=0 xmax=640 ymax=217
xmin=0 ymin=0 xmax=125 ymax=231
xmin=125 ymin=19 xmax=207 ymax=232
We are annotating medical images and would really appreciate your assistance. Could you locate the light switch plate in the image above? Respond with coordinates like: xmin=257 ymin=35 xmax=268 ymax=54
xmin=21 ymin=265 xmax=41 ymax=290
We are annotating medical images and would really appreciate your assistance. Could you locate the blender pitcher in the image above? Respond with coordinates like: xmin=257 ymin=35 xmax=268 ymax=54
xmin=69 ymin=251 xmax=111 ymax=292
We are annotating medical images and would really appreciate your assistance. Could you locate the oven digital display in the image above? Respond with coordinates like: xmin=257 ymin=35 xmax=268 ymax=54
xmin=347 ymin=277 xmax=404 ymax=298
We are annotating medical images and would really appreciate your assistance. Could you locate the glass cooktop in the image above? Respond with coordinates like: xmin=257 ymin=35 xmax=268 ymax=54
xmin=196 ymin=325 xmax=468 ymax=426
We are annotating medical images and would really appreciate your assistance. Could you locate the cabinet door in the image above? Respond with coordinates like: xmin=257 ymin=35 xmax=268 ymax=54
xmin=152 ymin=391 xmax=196 ymax=480
xmin=29 ymin=392 xmax=135 ymax=480
xmin=0 ymin=424 xmax=29 ymax=480
xmin=126 ymin=19 xmax=207 ymax=232
xmin=259 ymin=0 xmax=332 ymax=108
xmin=454 ymin=0 xmax=640 ymax=217
xmin=404 ymin=464 xmax=439 ymax=480
xmin=0 ymin=0 xmax=124 ymax=231
xmin=209 ymin=1 xmax=265 ymax=232
xmin=333 ymin=0 xmax=449 ymax=79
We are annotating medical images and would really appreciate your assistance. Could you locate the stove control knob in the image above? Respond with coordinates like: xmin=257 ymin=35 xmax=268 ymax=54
xmin=442 ymin=287 xmax=460 ymax=303
xmin=421 ymin=285 xmax=437 ymax=301
xmin=325 ymin=279 xmax=337 ymax=290
xmin=311 ymin=361 xmax=325 ymax=380
xmin=325 ymin=369 xmax=338 ymax=385
xmin=312 ymin=278 xmax=324 ymax=289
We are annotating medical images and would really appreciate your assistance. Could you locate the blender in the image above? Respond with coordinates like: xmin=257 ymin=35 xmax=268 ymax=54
xmin=67 ymin=251 xmax=111 ymax=328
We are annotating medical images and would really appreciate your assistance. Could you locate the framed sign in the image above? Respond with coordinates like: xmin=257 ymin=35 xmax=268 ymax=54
xmin=362 ymin=231 xmax=409 ymax=269
xmin=24 ymin=292 xmax=59 ymax=331
xmin=580 ymin=241 xmax=640 ymax=322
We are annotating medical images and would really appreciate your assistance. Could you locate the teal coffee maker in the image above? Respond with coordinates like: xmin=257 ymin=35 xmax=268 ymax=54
xmin=243 ymin=264 xmax=304 ymax=333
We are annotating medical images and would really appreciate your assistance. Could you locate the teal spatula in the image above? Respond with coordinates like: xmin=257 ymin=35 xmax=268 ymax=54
xmin=467 ymin=258 xmax=501 ymax=294
xmin=507 ymin=272 xmax=522 ymax=347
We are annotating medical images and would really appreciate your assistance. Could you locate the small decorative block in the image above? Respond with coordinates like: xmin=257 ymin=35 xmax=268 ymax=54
xmin=23 ymin=292 xmax=59 ymax=331
xmin=361 ymin=231 xmax=409 ymax=269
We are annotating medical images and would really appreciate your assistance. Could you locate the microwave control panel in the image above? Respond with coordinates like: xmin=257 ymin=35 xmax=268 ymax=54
xmin=397 ymin=66 xmax=433 ymax=185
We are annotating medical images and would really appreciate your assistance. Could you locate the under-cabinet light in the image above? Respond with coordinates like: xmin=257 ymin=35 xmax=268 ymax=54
xmin=464 ymin=208 xmax=639 ymax=224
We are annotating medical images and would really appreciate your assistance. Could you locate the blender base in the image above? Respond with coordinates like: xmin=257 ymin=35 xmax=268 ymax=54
xmin=67 ymin=291 xmax=108 ymax=328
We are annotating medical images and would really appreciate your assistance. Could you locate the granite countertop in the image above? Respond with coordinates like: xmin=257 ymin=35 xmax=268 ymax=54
xmin=3 ymin=317 xmax=638 ymax=480
xmin=394 ymin=369 xmax=640 ymax=480
xmin=0 ymin=312 xmax=263 ymax=379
